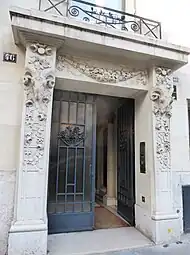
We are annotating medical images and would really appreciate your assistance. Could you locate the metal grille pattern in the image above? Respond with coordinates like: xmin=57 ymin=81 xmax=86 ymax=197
xmin=39 ymin=0 xmax=162 ymax=39
xmin=48 ymin=90 xmax=96 ymax=233
xmin=39 ymin=0 xmax=67 ymax=15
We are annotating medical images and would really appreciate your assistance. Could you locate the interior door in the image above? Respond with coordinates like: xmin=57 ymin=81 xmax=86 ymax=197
xmin=48 ymin=90 xmax=96 ymax=234
xmin=117 ymin=99 xmax=135 ymax=225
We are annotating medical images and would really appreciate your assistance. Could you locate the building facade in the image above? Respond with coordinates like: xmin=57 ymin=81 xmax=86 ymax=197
xmin=1 ymin=0 xmax=190 ymax=254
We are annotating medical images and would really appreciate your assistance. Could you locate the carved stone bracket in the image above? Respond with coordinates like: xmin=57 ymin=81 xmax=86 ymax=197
xmin=150 ymin=67 xmax=173 ymax=171
xmin=23 ymin=43 xmax=56 ymax=171
xmin=30 ymin=43 xmax=52 ymax=56
xmin=56 ymin=55 xmax=148 ymax=86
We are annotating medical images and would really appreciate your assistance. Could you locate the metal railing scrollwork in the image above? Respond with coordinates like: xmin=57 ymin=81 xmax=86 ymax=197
xmin=39 ymin=0 xmax=162 ymax=39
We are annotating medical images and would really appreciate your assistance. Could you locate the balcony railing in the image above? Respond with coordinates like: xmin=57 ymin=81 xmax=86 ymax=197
xmin=39 ymin=0 xmax=162 ymax=39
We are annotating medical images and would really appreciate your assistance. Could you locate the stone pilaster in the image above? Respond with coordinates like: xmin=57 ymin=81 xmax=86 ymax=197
xmin=150 ymin=67 xmax=179 ymax=243
xmin=8 ymin=43 xmax=56 ymax=255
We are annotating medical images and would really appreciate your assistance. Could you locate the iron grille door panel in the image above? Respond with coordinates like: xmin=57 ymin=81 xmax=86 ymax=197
xmin=117 ymin=99 xmax=135 ymax=225
xmin=48 ymin=90 xmax=96 ymax=234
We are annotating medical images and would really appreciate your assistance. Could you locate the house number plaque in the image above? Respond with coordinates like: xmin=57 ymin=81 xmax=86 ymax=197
xmin=3 ymin=52 xmax=17 ymax=63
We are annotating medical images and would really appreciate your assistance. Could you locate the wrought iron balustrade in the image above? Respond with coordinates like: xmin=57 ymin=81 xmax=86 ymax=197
xmin=39 ymin=0 xmax=162 ymax=39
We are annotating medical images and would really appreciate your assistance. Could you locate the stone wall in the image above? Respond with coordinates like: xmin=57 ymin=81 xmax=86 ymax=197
xmin=0 ymin=1 xmax=41 ymax=253
xmin=0 ymin=0 xmax=189 ymax=253
xmin=171 ymin=66 xmax=190 ymax=234
xmin=0 ymin=1 xmax=145 ymax=252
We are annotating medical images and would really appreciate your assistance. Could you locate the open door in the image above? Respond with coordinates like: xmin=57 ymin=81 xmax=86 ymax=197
xmin=117 ymin=99 xmax=135 ymax=225
xmin=48 ymin=90 xmax=96 ymax=234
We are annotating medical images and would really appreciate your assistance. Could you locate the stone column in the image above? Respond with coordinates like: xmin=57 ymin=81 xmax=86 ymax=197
xmin=8 ymin=43 xmax=56 ymax=255
xmin=150 ymin=67 xmax=179 ymax=243
xmin=104 ymin=118 xmax=116 ymax=206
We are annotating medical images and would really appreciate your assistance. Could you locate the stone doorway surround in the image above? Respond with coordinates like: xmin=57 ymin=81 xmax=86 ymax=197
xmin=8 ymin=6 xmax=190 ymax=255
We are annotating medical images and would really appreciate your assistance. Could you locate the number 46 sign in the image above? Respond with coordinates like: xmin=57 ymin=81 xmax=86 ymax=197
xmin=3 ymin=52 xmax=17 ymax=63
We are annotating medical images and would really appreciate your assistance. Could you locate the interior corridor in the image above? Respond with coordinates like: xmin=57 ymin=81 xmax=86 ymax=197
xmin=94 ymin=95 xmax=130 ymax=230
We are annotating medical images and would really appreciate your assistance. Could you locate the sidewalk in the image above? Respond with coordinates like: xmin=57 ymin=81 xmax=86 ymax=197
xmin=96 ymin=234 xmax=190 ymax=255
xmin=47 ymin=228 xmax=190 ymax=255
xmin=47 ymin=227 xmax=152 ymax=255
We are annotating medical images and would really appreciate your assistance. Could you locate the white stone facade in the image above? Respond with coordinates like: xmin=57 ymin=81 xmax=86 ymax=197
xmin=0 ymin=0 xmax=190 ymax=255
xmin=170 ymin=65 xmax=190 ymax=234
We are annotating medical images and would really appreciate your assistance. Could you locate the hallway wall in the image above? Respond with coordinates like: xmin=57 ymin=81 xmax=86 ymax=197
xmin=96 ymin=101 xmax=118 ymax=205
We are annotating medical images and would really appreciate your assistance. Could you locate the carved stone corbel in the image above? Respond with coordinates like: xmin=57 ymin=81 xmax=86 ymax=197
xmin=30 ymin=43 xmax=53 ymax=56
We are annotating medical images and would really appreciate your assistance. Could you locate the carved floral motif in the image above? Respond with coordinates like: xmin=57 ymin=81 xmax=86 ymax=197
xmin=56 ymin=55 xmax=148 ymax=86
xmin=28 ymin=56 xmax=51 ymax=70
xmin=150 ymin=67 xmax=174 ymax=171
xmin=23 ymin=43 xmax=55 ymax=171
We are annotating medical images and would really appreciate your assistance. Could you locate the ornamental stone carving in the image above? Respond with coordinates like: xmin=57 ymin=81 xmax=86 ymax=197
xmin=56 ymin=55 xmax=148 ymax=86
xmin=28 ymin=56 xmax=51 ymax=70
xmin=23 ymin=43 xmax=56 ymax=172
xmin=30 ymin=43 xmax=52 ymax=56
xmin=150 ymin=67 xmax=174 ymax=171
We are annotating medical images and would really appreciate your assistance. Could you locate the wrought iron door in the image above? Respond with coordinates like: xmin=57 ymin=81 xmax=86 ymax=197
xmin=48 ymin=90 xmax=96 ymax=234
xmin=117 ymin=99 xmax=135 ymax=225
xmin=183 ymin=185 xmax=190 ymax=233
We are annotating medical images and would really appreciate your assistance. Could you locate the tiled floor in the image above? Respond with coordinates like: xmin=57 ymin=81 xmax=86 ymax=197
xmin=48 ymin=227 xmax=152 ymax=255
xmin=95 ymin=206 xmax=128 ymax=229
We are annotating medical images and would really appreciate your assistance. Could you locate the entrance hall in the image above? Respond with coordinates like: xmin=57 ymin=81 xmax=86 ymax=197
xmin=95 ymin=95 xmax=134 ymax=229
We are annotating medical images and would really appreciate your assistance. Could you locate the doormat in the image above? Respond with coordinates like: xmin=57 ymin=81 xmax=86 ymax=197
xmin=95 ymin=206 xmax=129 ymax=229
